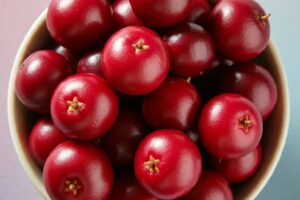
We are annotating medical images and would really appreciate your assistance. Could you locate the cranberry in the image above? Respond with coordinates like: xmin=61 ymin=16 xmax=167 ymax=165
xmin=182 ymin=170 xmax=233 ymax=200
xmin=102 ymin=26 xmax=169 ymax=95
xmin=209 ymin=144 xmax=262 ymax=183
xmin=29 ymin=118 xmax=67 ymax=166
xmin=112 ymin=0 xmax=144 ymax=30
xmin=143 ymin=77 xmax=201 ymax=131
xmin=164 ymin=23 xmax=215 ymax=78
xmin=198 ymin=93 xmax=263 ymax=160
xmin=46 ymin=0 xmax=113 ymax=51
xmin=218 ymin=62 xmax=278 ymax=120
xmin=135 ymin=129 xmax=202 ymax=199
xmin=54 ymin=45 xmax=78 ymax=68
xmin=51 ymin=73 xmax=118 ymax=140
xmin=109 ymin=170 xmax=157 ymax=200
xmin=129 ymin=0 xmax=192 ymax=28
xmin=101 ymin=108 xmax=148 ymax=167
xmin=15 ymin=50 xmax=70 ymax=113
xmin=77 ymin=48 xmax=104 ymax=77
xmin=210 ymin=0 xmax=270 ymax=61
xmin=191 ymin=56 xmax=232 ymax=101
xmin=187 ymin=0 xmax=211 ymax=26
xmin=43 ymin=141 xmax=113 ymax=200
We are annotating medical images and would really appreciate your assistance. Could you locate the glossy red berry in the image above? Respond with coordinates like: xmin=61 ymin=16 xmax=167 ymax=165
xmin=143 ymin=77 xmax=201 ymax=131
xmin=218 ymin=62 xmax=278 ymax=120
xmin=102 ymin=26 xmax=169 ymax=95
xmin=47 ymin=0 xmax=113 ymax=51
xmin=109 ymin=170 xmax=157 ymax=200
xmin=209 ymin=144 xmax=262 ymax=183
xmin=51 ymin=73 xmax=118 ymax=140
xmin=182 ymin=170 xmax=233 ymax=200
xmin=29 ymin=118 xmax=67 ymax=166
xmin=101 ymin=108 xmax=148 ymax=167
xmin=135 ymin=129 xmax=202 ymax=199
xmin=129 ymin=0 xmax=192 ymax=28
xmin=164 ymin=23 xmax=215 ymax=78
xmin=198 ymin=93 xmax=263 ymax=160
xmin=15 ymin=50 xmax=70 ymax=113
xmin=43 ymin=141 xmax=113 ymax=200
xmin=77 ymin=48 xmax=104 ymax=77
xmin=54 ymin=45 xmax=78 ymax=68
xmin=210 ymin=0 xmax=270 ymax=61
xmin=187 ymin=0 xmax=211 ymax=26
xmin=112 ymin=0 xmax=144 ymax=30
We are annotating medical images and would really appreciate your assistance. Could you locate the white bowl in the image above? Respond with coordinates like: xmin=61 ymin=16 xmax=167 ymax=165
xmin=7 ymin=10 xmax=290 ymax=200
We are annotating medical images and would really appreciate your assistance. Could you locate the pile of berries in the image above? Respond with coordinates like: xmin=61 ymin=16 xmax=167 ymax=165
xmin=15 ymin=0 xmax=277 ymax=199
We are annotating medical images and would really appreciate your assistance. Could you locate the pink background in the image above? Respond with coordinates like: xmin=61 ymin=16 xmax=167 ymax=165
xmin=0 ymin=1 xmax=49 ymax=199
xmin=1 ymin=0 xmax=299 ymax=199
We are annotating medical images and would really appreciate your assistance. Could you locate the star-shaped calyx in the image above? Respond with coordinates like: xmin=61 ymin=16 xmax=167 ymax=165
xmin=66 ymin=96 xmax=84 ymax=114
xmin=238 ymin=113 xmax=253 ymax=133
xmin=132 ymin=39 xmax=149 ymax=54
xmin=64 ymin=178 xmax=82 ymax=196
xmin=144 ymin=155 xmax=160 ymax=174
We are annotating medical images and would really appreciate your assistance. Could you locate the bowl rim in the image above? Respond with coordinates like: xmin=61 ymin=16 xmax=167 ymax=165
xmin=7 ymin=9 xmax=50 ymax=199
xmin=7 ymin=9 xmax=290 ymax=200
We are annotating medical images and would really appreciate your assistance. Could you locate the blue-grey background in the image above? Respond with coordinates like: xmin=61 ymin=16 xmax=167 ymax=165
xmin=0 ymin=0 xmax=299 ymax=199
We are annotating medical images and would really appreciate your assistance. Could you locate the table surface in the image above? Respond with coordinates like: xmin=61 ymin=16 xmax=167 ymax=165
xmin=1 ymin=0 xmax=299 ymax=199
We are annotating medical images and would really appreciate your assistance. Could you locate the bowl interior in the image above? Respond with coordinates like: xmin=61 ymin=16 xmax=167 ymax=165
xmin=7 ymin=10 xmax=290 ymax=200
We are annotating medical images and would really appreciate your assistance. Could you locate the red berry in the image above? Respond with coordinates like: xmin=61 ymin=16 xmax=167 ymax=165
xmin=182 ymin=170 xmax=233 ymax=200
xmin=134 ymin=129 xmax=202 ymax=199
xmin=210 ymin=0 xmax=270 ymax=61
xmin=187 ymin=0 xmax=211 ymax=26
xmin=198 ymin=93 xmax=263 ymax=160
xmin=112 ymin=0 xmax=144 ymax=30
xmin=191 ymin=56 xmax=232 ymax=101
xmin=43 ymin=141 xmax=113 ymax=200
xmin=143 ymin=77 xmax=201 ymax=131
xmin=47 ymin=0 xmax=113 ymax=50
xmin=129 ymin=0 xmax=192 ymax=28
xmin=218 ymin=62 xmax=278 ymax=120
xmin=54 ymin=45 xmax=78 ymax=68
xmin=164 ymin=23 xmax=215 ymax=78
xmin=109 ymin=170 xmax=157 ymax=200
xmin=102 ymin=26 xmax=169 ymax=95
xmin=29 ymin=118 xmax=67 ymax=166
xmin=101 ymin=108 xmax=148 ymax=167
xmin=209 ymin=144 xmax=262 ymax=183
xmin=77 ymin=48 xmax=104 ymax=77
xmin=51 ymin=73 xmax=118 ymax=140
xmin=16 ymin=50 xmax=70 ymax=113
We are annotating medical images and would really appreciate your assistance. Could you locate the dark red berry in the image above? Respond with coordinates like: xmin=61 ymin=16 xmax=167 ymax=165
xmin=182 ymin=170 xmax=233 ymax=200
xmin=16 ymin=50 xmax=70 ymax=113
xmin=164 ymin=23 xmax=215 ymax=78
xmin=101 ymin=108 xmax=148 ymax=167
xmin=47 ymin=0 xmax=113 ymax=50
xmin=129 ymin=0 xmax=192 ymax=28
xmin=112 ymin=0 xmax=144 ymax=30
xmin=218 ymin=62 xmax=278 ymax=120
xmin=43 ymin=141 xmax=113 ymax=200
xmin=135 ymin=129 xmax=202 ymax=199
xmin=29 ymin=118 xmax=67 ymax=166
xmin=77 ymin=48 xmax=104 ymax=77
xmin=51 ymin=73 xmax=118 ymax=140
xmin=198 ymin=93 xmax=263 ymax=160
xmin=210 ymin=0 xmax=270 ymax=61
xmin=109 ymin=170 xmax=157 ymax=200
xmin=187 ymin=0 xmax=211 ymax=26
xmin=143 ymin=77 xmax=201 ymax=131
xmin=102 ymin=26 xmax=169 ymax=95
xmin=209 ymin=144 xmax=262 ymax=183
